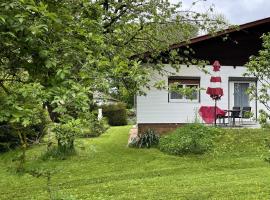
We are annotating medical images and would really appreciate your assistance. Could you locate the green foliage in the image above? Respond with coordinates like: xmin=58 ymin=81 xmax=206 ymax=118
xmin=1 ymin=127 xmax=270 ymax=199
xmin=258 ymin=110 xmax=270 ymax=128
xmin=243 ymin=111 xmax=254 ymax=119
xmin=27 ymin=168 xmax=78 ymax=199
xmin=0 ymin=120 xmax=47 ymax=153
xmin=0 ymin=123 xmax=19 ymax=152
xmin=0 ymin=82 xmax=48 ymax=171
xmin=136 ymin=129 xmax=159 ymax=148
xmin=0 ymin=0 xmax=104 ymax=153
xmin=52 ymin=119 xmax=83 ymax=151
xmin=127 ymin=108 xmax=136 ymax=125
xmin=0 ymin=83 xmax=45 ymax=127
xmin=159 ymin=124 xmax=220 ymax=156
xmin=27 ymin=168 xmax=55 ymax=199
xmin=246 ymin=33 xmax=270 ymax=113
xmin=0 ymin=106 xmax=49 ymax=152
xmin=0 ymin=0 xmax=225 ymax=155
xmin=102 ymin=103 xmax=127 ymax=126
xmin=80 ymin=117 xmax=109 ymax=138
xmin=41 ymin=146 xmax=76 ymax=161
xmin=169 ymin=82 xmax=202 ymax=100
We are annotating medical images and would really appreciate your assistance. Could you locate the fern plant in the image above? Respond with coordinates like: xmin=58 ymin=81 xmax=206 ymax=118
xmin=137 ymin=129 xmax=159 ymax=148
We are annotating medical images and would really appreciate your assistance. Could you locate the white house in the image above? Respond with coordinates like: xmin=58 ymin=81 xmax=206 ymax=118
xmin=136 ymin=17 xmax=270 ymax=134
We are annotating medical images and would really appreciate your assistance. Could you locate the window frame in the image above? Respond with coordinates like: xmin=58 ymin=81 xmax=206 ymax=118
xmin=168 ymin=77 xmax=200 ymax=103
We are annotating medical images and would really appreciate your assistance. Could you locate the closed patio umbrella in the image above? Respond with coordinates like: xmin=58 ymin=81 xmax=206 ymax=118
xmin=206 ymin=60 xmax=224 ymax=125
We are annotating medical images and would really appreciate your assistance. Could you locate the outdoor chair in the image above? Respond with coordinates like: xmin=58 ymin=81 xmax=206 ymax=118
xmin=217 ymin=113 xmax=228 ymax=125
xmin=242 ymin=106 xmax=251 ymax=117
xmin=231 ymin=106 xmax=241 ymax=126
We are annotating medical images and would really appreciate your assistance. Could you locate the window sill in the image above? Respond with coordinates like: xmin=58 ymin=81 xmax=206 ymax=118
xmin=169 ymin=100 xmax=200 ymax=103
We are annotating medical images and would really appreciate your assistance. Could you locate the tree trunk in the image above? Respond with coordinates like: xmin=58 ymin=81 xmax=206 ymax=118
xmin=17 ymin=129 xmax=27 ymax=172
xmin=44 ymin=102 xmax=60 ymax=123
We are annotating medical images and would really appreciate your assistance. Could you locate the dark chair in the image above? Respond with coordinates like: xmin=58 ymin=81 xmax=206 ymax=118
xmin=242 ymin=106 xmax=251 ymax=118
xmin=217 ymin=114 xmax=228 ymax=125
xmin=231 ymin=106 xmax=241 ymax=126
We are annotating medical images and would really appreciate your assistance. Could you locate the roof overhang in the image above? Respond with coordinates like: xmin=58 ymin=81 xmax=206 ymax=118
xmin=139 ymin=17 xmax=270 ymax=66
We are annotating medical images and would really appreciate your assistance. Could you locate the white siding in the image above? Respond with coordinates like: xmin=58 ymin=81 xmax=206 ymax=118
xmin=137 ymin=65 xmax=262 ymax=124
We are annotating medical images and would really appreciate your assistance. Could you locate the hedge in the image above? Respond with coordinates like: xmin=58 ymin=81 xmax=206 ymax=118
xmin=102 ymin=103 xmax=127 ymax=126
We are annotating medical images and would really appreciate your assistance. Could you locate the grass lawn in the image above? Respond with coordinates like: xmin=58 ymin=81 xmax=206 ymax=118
xmin=0 ymin=126 xmax=270 ymax=200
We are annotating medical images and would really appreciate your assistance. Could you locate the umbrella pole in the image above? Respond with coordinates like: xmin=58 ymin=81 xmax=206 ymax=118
xmin=214 ymin=99 xmax=217 ymax=126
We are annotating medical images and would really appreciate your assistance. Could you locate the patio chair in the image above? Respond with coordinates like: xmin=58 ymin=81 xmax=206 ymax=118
xmin=242 ymin=106 xmax=251 ymax=117
xmin=231 ymin=106 xmax=241 ymax=126
xmin=217 ymin=113 xmax=228 ymax=125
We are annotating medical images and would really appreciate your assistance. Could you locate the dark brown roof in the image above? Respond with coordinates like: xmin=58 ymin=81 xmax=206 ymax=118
xmin=169 ymin=17 xmax=270 ymax=50
xmin=142 ymin=17 xmax=270 ymax=66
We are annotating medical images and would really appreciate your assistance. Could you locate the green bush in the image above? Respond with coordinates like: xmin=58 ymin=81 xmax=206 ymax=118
xmin=129 ymin=129 xmax=159 ymax=148
xmin=0 ymin=110 xmax=49 ymax=152
xmin=41 ymin=146 xmax=76 ymax=160
xmin=102 ymin=103 xmax=127 ymax=126
xmin=127 ymin=108 xmax=136 ymax=125
xmin=159 ymin=124 xmax=220 ymax=156
xmin=80 ymin=118 xmax=109 ymax=138
xmin=258 ymin=110 xmax=270 ymax=128
xmin=0 ymin=123 xmax=19 ymax=152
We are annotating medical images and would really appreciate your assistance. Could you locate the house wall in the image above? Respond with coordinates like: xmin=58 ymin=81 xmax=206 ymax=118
xmin=137 ymin=65 xmax=264 ymax=133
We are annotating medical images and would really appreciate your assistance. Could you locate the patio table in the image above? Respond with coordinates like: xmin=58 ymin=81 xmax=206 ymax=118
xmin=224 ymin=109 xmax=241 ymax=126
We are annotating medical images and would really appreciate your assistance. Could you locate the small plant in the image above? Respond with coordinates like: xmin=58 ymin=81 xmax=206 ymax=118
xmin=41 ymin=146 xmax=76 ymax=160
xmin=258 ymin=109 xmax=270 ymax=128
xmin=127 ymin=109 xmax=136 ymax=125
xmin=27 ymin=168 xmax=78 ymax=200
xmin=159 ymin=123 xmax=220 ymax=156
xmin=264 ymin=139 xmax=270 ymax=163
xmin=243 ymin=111 xmax=254 ymax=119
xmin=53 ymin=119 xmax=82 ymax=152
xmin=129 ymin=129 xmax=159 ymax=148
xmin=27 ymin=168 xmax=55 ymax=200
xmin=80 ymin=117 xmax=109 ymax=138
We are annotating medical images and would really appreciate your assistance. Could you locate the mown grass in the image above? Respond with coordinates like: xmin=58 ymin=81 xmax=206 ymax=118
xmin=0 ymin=126 xmax=270 ymax=200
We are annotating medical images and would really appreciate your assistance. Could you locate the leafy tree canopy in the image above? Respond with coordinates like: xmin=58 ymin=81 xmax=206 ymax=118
xmin=246 ymin=33 xmax=270 ymax=113
xmin=0 ymin=0 xmax=225 ymax=150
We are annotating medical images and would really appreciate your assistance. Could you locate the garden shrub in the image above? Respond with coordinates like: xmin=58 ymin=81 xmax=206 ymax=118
xmin=41 ymin=146 xmax=76 ymax=160
xmin=129 ymin=129 xmax=159 ymax=148
xmin=0 ymin=123 xmax=19 ymax=152
xmin=159 ymin=123 xmax=220 ymax=156
xmin=0 ymin=110 xmax=49 ymax=152
xmin=258 ymin=109 xmax=270 ymax=128
xmin=53 ymin=120 xmax=81 ymax=152
xmin=0 ymin=125 xmax=45 ymax=152
xmin=127 ymin=108 xmax=136 ymax=125
xmin=80 ymin=118 xmax=109 ymax=138
xmin=102 ymin=103 xmax=127 ymax=126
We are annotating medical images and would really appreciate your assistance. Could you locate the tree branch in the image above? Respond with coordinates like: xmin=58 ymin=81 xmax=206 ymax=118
xmin=0 ymin=81 xmax=9 ymax=94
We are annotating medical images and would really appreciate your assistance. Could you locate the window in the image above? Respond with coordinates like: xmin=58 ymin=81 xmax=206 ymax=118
xmin=169 ymin=77 xmax=200 ymax=103
xmin=170 ymin=84 xmax=183 ymax=99
xmin=186 ymin=84 xmax=199 ymax=100
xmin=234 ymin=82 xmax=250 ymax=107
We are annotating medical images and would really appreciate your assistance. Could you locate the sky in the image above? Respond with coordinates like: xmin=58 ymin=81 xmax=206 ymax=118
xmin=170 ymin=0 xmax=270 ymax=25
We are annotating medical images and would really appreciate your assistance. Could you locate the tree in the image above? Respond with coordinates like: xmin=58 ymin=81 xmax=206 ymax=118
xmin=246 ymin=33 xmax=270 ymax=122
xmin=0 ymin=0 xmax=225 ymax=156
xmin=0 ymin=0 xmax=104 ymax=160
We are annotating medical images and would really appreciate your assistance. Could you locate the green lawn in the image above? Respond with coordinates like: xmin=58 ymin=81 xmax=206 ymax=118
xmin=0 ymin=126 xmax=270 ymax=200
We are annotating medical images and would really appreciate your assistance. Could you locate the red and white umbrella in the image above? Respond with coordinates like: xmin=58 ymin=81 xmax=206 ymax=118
xmin=206 ymin=60 xmax=223 ymax=99
xmin=207 ymin=60 xmax=224 ymax=125
xmin=199 ymin=61 xmax=227 ymax=124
